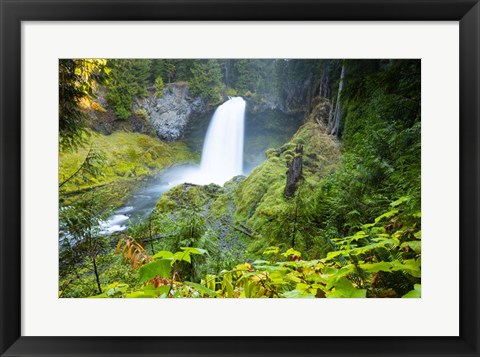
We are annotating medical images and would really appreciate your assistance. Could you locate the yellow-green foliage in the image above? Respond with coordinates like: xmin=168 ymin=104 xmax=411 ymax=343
xmin=59 ymin=131 xmax=197 ymax=196
xmin=89 ymin=200 xmax=421 ymax=298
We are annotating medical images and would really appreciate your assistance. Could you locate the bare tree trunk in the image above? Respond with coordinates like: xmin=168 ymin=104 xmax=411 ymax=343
xmin=330 ymin=64 xmax=346 ymax=138
xmin=319 ymin=62 xmax=332 ymax=99
xmin=327 ymin=95 xmax=336 ymax=130
xmin=285 ymin=144 xmax=303 ymax=198
xmin=92 ymin=255 xmax=102 ymax=294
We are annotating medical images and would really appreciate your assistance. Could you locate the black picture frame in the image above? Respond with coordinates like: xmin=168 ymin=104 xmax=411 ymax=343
xmin=1 ymin=0 xmax=479 ymax=356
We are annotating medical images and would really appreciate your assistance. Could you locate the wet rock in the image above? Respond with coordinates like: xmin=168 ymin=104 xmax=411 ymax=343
xmin=135 ymin=84 xmax=208 ymax=141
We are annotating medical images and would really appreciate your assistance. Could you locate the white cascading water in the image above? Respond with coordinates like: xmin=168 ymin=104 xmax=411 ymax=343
xmin=98 ymin=97 xmax=246 ymax=234
xmin=195 ymin=97 xmax=246 ymax=185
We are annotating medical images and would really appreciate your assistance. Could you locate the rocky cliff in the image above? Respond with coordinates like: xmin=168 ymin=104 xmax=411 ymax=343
xmin=134 ymin=84 xmax=209 ymax=141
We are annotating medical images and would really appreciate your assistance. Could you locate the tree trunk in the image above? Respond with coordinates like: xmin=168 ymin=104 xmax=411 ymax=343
xmin=284 ymin=144 xmax=303 ymax=198
xmin=306 ymin=73 xmax=314 ymax=114
xmin=330 ymin=64 xmax=346 ymax=138
xmin=319 ymin=62 xmax=332 ymax=99
xmin=92 ymin=256 xmax=102 ymax=294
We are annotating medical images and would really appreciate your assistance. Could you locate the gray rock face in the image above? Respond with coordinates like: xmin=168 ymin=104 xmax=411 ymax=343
xmin=135 ymin=84 xmax=208 ymax=141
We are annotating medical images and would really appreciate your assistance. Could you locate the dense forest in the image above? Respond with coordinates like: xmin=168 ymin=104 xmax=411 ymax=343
xmin=59 ymin=58 xmax=421 ymax=298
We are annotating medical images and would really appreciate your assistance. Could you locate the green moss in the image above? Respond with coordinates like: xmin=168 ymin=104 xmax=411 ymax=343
xmin=155 ymin=183 xmax=220 ymax=213
xmin=234 ymin=157 xmax=287 ymax=222
xmin=59 ymin=130 xmax=197 ymax=205
xmin=209 ymin=193 xmax=230 ymax=219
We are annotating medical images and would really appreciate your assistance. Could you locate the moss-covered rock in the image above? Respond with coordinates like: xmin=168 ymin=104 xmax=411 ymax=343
xmin=155 ymin=183 xmax=221 ymax=213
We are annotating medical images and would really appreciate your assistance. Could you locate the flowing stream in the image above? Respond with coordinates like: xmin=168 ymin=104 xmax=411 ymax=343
xmin=100 ymin=97 xmax=246 ymax=233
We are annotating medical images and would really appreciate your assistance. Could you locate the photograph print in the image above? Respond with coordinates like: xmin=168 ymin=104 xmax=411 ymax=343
xmin=59 ymin=59 xmax=421 ymax=298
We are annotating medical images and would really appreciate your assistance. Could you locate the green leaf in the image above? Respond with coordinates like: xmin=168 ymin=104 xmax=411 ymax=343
xmin=295 ymin=283 xmax=311 ymax=292
xmin=235 ymin=263 xmax=252 ymax=271
xmin=390 ymin=196 xmax=410 ymax=207
xmin=139 ymin=259 xmax=172 ymax=282
xmin=358 ymin=261 xmax=393 ymax=273
xmin=174 ymin=251 xmax=191 ymax=263
xmin=185 ymin=282 xmax=217 ymax=297
xmin=223 ymin=275 xmax=235 ymax=298
xmin=142 ymin=284 xmax=171 ymax=297
xmin=125 ymin=291 xmax=156 ymax=298
xmin=242 ymin=277 xmax=251 ymax=298
xmin=401 ymin=241 xmax=421 ymax=254
xmin=326 ymin=278 xmax=367 ymax=298
xmin=391 ymin=259 xmax=421 ymax=278
xmin=374 ymin=209 xmax=399 ymax=223
xmin=402 ymin=284 xmax=421 ymax=298
xmin=282 ymin=248 xmax=302 ymax=258
xmin=280 ymin=290 xmax=315 ymax=298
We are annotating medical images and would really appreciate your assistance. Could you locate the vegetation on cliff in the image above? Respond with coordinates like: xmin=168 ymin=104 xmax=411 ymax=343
xmin=59 ymin=131 xmax=197 ymax=206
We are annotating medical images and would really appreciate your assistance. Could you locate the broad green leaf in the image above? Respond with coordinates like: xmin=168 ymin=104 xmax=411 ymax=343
xmin=268 ymin=270 xmax=289 ymax=285
xmin=235 ymin=263 xmax=252 ymax=271
xmin=280 ymin=290 xmax=315 ymax=298
xmin=391 ymin=259 xmax=421 ymax=278
xmin=352 ymin=231 xmax=368 ymax=240
xmin=139 ymin=259 xmax=172 ymax=282
xmin=401 ymin=241 xmax=421 ymax=254
xmin=143 ymin=284 xmax=170 ymax=297
xmin=125 ymin=291 xmax=156 ymax=298
xmin=325 ymin=250 xmax=343 ymax=260
xmin=359 ymin=261 xmax=394 ymax=273
xmin=402 ymin=284 xmax=421 ymax=298
xmin=296 ymin=283 xmax=310 ymax=292
xmin=284 ymin=272 xmax=302 ymax=284
xmin=414 ymin=230 xmax=422 ymax=239
xmin=174 ymin=251 xmax=191 ymax=263
xmin=325 ymin=265 xmax=355 ymax=289
xmin=326 ymin=278 xmax=367 ymax=298
xmin=282 ymin=248 xmax=302 ymax=258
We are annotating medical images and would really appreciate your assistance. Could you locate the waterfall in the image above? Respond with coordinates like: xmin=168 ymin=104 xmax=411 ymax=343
xmin=197 ymin=97 xmax=246 ymax=185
